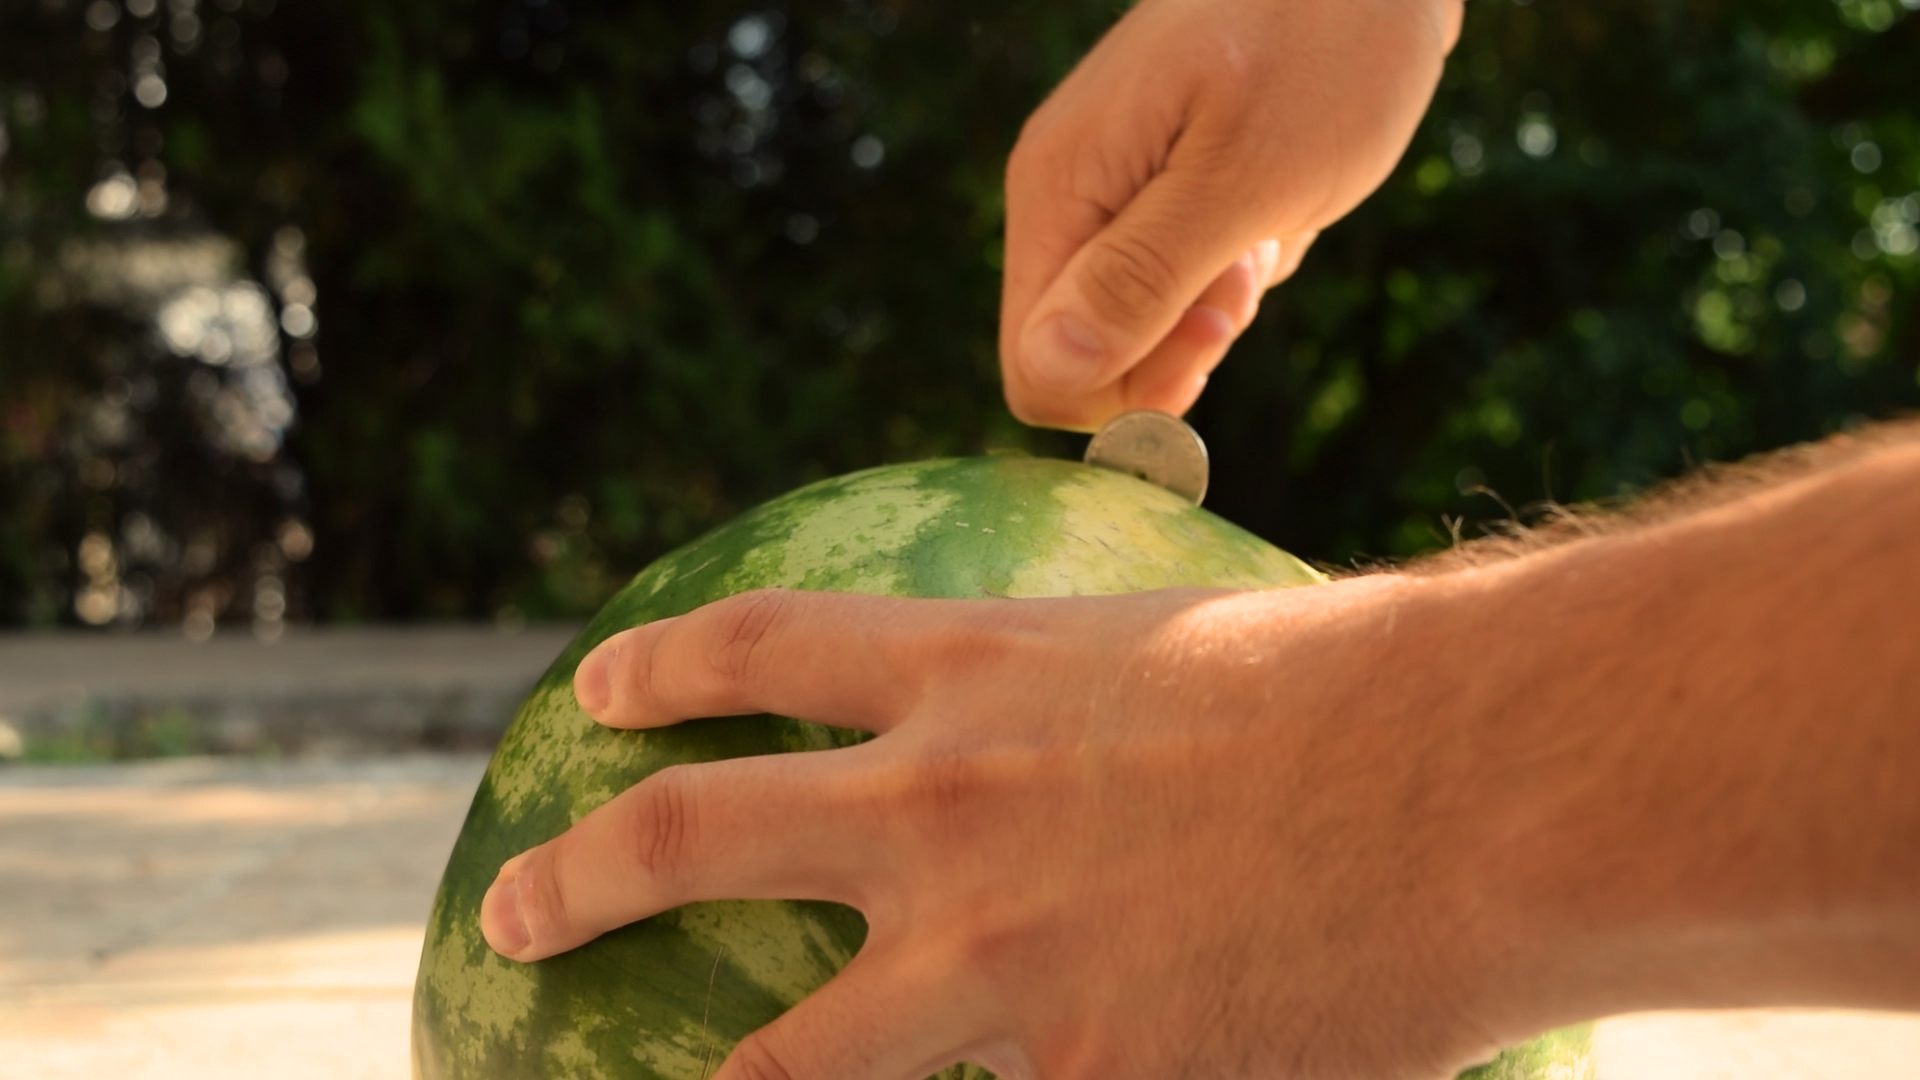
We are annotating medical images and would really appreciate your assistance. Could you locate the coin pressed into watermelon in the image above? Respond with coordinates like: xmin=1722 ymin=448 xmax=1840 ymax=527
xmin=410 ymin=455 xmax=1592 ymax=1080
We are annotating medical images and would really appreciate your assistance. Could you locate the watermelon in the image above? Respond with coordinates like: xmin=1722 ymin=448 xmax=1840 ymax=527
xmin=411 ymin=455 xmax=1593 ymax=1080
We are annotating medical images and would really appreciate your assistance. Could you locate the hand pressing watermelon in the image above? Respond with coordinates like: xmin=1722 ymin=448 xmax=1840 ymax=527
xmin=412 ymin=455 xmax=1595 ymax=1079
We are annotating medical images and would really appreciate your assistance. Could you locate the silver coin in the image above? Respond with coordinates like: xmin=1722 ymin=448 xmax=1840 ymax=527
xmin=1083 ymin=410 xmax=1210 ymax=505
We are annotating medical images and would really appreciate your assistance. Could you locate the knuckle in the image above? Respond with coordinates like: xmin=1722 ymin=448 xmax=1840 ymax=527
xmin=1081 ymin=232 xmax=1182 ymax=325
xmin=726 ymin=1035 xmax=800 ymax=1080
xmin=950 ymin=913 xmax=1030 ymax=980
xmin=706 ymin=589 xmax=791 ymax=689
xmin=900 ymin=746 xmax=989 ymax=844
xmin=921 ymin=893 xmax=1047 ymax=998
xmin=626 ymin=766 xmax=700 ymax=882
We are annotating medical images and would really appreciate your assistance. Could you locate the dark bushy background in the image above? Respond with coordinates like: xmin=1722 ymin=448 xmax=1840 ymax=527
xmin=2 ymin=0 xmax=1915 ymax=631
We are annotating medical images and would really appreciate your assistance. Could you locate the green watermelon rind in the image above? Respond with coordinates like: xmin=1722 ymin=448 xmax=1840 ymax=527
xmin=411 ymin=456 xmax=1584 ymax=1080
xmin=1461 ymin=1023 xmax=1595 ymax=1080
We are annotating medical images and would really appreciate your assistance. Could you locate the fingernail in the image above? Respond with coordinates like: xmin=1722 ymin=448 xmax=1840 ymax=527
xmin=574 ymin=640 xmax=618 ymax=715
xmin=1022 ymin=313 xmax=1108 ymax=393
xmin=481 ymin=869 xmax=532 ymax=957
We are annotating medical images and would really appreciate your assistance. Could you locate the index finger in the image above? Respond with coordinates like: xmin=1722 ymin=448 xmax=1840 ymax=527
xmin=572 ymin=589 xmax=962 ymax=733
xmin=999 ymin=112 xmax=1174 ymax=428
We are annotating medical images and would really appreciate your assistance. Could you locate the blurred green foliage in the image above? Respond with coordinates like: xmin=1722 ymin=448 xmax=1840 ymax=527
xmin=0 ymin=0 xmax=1915 ymax=629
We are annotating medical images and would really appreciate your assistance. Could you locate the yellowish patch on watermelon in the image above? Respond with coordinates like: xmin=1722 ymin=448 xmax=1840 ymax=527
xmin=419 ymin=917 xmax=540 ymax=1066
xmin=722 ymin=467 xmax=958 ymax=594
xmin=628 ymin=1021 xmax=725 ymax=1080
xmin=545 ymin=1028 xmax=614 ymax=1080
xmin=490 ymin=683 xmax=725 ymax=824
xmin=1004 ymin=469 xmax=1324 ymax=597
xmin=674 ymin=900 xmax=856 ymax=1004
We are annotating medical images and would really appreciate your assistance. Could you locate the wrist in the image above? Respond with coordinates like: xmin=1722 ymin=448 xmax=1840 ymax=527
xmin=1235 ymin=571 xmax=1524 ymax=1063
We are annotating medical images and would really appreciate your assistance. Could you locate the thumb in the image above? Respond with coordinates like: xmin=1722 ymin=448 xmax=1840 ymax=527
xmin=1012 ymin=164 xmax=1256 ymax=409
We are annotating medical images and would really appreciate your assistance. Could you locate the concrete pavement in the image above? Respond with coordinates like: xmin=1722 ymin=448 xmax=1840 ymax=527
xmin=1 ymin=754 xmax=487 ymax=1080
xmin=0 ymin=625 xmax=580 ymax=759
xmin=4 ymin=755 xmax=1919 ymax=1079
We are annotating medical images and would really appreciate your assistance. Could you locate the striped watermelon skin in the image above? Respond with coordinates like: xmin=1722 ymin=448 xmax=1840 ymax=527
xmin=411 ymin=455 xmax=1591 ymax=1080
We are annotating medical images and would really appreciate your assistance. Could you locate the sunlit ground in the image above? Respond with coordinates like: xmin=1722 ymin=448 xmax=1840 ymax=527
xmin=2 ymin=755 xmax=1918 ymax=1079
xmin=0 ymin=755 xmax=485 ymax=1080
xmin=1595 ymin=1011 xmax=1920 ymax=1079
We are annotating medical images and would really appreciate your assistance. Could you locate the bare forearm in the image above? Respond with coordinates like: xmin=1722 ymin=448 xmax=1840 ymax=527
xmin=1411 ymin=437 xmax=1920 ymax=1039
xmin=491 ymin=422 xmax=1917 ymax=1079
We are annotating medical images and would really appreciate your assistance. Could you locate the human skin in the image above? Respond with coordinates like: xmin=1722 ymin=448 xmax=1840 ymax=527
xmin=998 ymin=0 xmax=1465 ymax=430
xmin=481 ymin=434 xmax=1920 ymax=1079
xmin=480 ymin=0 xmax=1920 ymax=1073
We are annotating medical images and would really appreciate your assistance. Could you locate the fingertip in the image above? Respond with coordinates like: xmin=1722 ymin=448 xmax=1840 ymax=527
xmin=1270 ymin=231 xmax=1318 ymax=287
xmin=481 ymin=861 xmax=535 ymax=960
xmin=1130 ymin=371 xmax=1208 ymax=418
xmin=1186 ymin=304 xmax=1236 ymax=348
xmin=576 ymin=621 xmax=682 ymax=726
xmin=1190 ymin=253 xmax=1262 ymax=334
xmin=573 ymin=635 xmax=620 ymax=718
xmin=1249 ymin=239 xmax=1283 ymax=294
xmin=1118 ymin=302 xmax=1237 ymax=415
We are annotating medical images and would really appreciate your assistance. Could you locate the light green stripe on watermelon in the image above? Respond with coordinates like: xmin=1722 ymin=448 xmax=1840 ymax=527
xmin=412 ymin=457 xmax=1580 ymax=1080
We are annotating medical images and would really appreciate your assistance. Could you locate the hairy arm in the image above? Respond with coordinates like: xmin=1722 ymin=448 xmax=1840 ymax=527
xmin=1422 ymin=430 xmax=1920 ymax=1039
xmin=480 ymin=427 xmax=1920 ymax=1079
